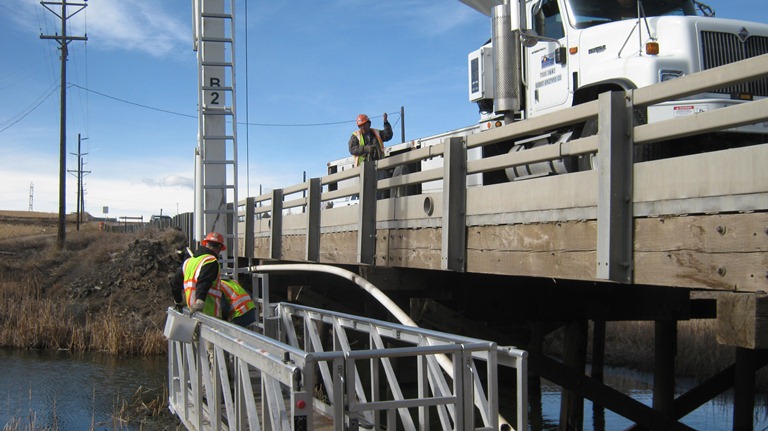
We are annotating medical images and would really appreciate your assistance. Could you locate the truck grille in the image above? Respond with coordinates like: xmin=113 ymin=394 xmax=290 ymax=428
xmin=701 ymin=31 xmax=768 ymax=96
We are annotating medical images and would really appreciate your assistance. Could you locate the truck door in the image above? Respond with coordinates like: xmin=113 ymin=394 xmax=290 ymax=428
xmin=526 ymin=0 xmax=569 ymax=114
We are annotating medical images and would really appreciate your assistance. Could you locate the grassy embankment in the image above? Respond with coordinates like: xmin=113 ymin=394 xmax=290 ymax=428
xmin=0 ymin=225 xmax=166 ymax=354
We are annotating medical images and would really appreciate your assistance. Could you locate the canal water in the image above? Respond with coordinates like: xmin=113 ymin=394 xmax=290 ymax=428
xmin=0 ymin=349 xmax=166 ymax=430
xmin=1 ymin=349 xmax=766 ymax=430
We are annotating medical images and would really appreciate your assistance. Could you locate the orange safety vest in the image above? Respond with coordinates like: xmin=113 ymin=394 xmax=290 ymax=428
xmin=219 ymin=279 xmax=256 ymax=321
xmin=182 ymin=254 xmax=222 ymax=317
xmin=352 ymin=128 xmax=384 ymax=167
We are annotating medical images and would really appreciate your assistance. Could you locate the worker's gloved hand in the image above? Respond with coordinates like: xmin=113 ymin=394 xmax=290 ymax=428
xmin=190 ymin=299 xmax=205 ymax=316
xmin=366 ymin=145 xmax=381 ymax=159
xmin=174 ymin=301 xmax=185 ymax=313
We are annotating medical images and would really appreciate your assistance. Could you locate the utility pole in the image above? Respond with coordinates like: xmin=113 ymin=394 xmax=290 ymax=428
xmin=40 ymin=0 xmax=87 ymax=248
xmin=68 ymin=133 xmax=90 ymax=231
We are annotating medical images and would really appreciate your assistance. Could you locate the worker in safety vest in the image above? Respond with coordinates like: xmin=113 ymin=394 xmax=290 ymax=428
xmin=348 ymin=113 xmax=393 ymax=167
xmin=169 ymin=231 xmax=226 ymax=317
xmin=219 ymin=277 xmax=257 ymax=327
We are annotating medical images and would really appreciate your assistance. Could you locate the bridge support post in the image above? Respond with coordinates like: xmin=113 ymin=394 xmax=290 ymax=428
xmin=734 ymin=347 xmax=757 ymax=431
xmin=596 ymin=90 xmax=633 ymax=283
xmin=559 ymin=320 xmax=587 ymax=431
xmin=654 ymin=320 xmax=677 ymax=416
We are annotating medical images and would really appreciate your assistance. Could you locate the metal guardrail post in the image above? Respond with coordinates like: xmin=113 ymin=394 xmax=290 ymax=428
xmin=442 ymin=137 xmax=467 ymax=272
xmin=358 ymin=162 xmax=376 ymax=265
xmin=306 ymin=178 xmax=321 ymax=262
xmin=596 ymin=91 xmax=633 ymax=283
xmin=270 ymin=189 xmax=283 ymax=260
xmin=243 ymin=197 xmax=254 ymax=259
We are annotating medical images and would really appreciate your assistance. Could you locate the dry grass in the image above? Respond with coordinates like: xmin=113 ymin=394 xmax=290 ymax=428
xmin=602 ymin=320 xmax=736 ymax=379
xmin=0 ymin=283 xmax=166 ymax=355
xmin=0 ymin=210 xmax=61 ymax=219
xmin=0 ymin=230 xmax=166 ymax=355
xmin=541 ymin=319 xmax=767 ymax=391
xmin=0 ymin=223 xmax=51 ymax=238
xmin=0 ymin=210 xmax=99 ymax=241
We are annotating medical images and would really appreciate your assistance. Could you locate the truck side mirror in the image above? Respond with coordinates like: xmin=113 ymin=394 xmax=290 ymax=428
xmin=555 ymin=46 xmax=567 ymax=64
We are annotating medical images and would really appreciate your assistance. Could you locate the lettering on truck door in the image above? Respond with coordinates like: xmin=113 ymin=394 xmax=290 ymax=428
xmin=527 ymin=1 xmax=569 ymax=113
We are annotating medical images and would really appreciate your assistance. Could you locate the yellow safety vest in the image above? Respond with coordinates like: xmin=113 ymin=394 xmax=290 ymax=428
xmin=182 ymin=254 xmax=222 ymax=317
xmin=352 ymin=128 xmax=384 ymax=166
xmin=220 ymin=279 xmax=256 ymax=321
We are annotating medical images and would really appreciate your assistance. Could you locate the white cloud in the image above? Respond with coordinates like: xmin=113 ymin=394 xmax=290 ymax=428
xmin=6 ymin=0 xmax=189 ymax=58
xmin=82 ymin=1 xmax=189 ymax=57
xmin=163 ymin=174 xmax=194 ymax=188
xmin=141 ymin=174 xmax=193 ymax=189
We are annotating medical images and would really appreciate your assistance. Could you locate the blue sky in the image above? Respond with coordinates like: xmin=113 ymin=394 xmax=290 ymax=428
xmin=0 ymin=0 xmax=765 ymax=220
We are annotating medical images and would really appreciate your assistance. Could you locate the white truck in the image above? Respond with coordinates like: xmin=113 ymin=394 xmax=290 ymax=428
xmin=328 ymin=0 xmax=768 ymax=194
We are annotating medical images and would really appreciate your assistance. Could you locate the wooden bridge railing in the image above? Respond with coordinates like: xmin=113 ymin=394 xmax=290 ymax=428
xmin=236 ymin=54 xmax=768 ymax=291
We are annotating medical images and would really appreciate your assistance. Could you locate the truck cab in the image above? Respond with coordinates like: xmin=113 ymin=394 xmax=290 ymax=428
xmin=467 ymin=0 xmax=768 ymax=124
xmin=465 ymin=0 xmax=768 ymax=174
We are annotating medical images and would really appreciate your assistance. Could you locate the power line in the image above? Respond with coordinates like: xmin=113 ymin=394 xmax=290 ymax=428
xmin=67 ymin=82 xmax=196 ymax=118
xmin=0 ymin=84 xmax=59 ymax=134
xmin=67 ymin=82 xmax=399 ymax=127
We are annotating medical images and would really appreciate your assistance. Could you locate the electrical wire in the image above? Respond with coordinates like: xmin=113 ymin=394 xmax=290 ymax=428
xmin=65 ymin=83 xmax=402 ymax=127
xmin=67 ymin=82 xmax=197 ymax=118
xmin=0 ymin=84 xmax=59 ymax=134
xmin=31 ymin=0 xmax=57 ymax=84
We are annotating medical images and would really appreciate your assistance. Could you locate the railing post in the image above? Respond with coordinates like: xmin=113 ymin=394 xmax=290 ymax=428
xmin=270 ymin=189 xmax=283 ymax=260
xmin=243 ymin=197 xmax=254 ymax=259
xmin=305 ymin=178 xmax=321 ymax=262
xmin=358 ymin=162 xmax=376 ymax=265
xmin=442 ymin=137 xmax=467 ymax=272
xmin=596 ymin=90 xmax=633 ymax=283
xmin=238 ymin=198 xmax=255 ymax=259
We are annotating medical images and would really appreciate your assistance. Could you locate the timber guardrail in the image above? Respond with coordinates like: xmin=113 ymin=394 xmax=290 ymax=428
xmin=235 ymin=54 xmax=768 ymax=290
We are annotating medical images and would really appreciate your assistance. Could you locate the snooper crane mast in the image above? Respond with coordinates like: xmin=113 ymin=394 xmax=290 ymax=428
xmin=192 ymin=0 xmax=239 ymax=277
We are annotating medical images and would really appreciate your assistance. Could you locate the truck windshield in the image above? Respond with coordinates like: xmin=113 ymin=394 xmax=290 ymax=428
xmin=563 ymin=0 xmax=696 ymax=29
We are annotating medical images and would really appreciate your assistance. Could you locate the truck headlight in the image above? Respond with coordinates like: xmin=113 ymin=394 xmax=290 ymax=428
xmin=659 ymin=69 xmax=684 ymax=82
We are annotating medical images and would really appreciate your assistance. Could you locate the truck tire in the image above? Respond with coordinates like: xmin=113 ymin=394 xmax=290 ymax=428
xmin=575 ymin=109 xmax=663 ymax=171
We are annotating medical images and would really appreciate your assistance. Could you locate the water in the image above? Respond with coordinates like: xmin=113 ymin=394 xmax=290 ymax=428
xmin=531 ymin=366 xmax=768 ymax=431
xmin=2 ymin=349 xmax=767 ymax=430
xmin=0 ymin=349 xmax=166 ymax=430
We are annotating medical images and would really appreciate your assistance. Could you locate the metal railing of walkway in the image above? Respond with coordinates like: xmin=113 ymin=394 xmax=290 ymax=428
xmin=165 ymin=275 xmax=528 ymax=431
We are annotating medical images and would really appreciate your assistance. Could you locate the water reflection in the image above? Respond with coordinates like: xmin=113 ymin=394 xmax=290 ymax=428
xmin=529 ymin=366 xmax=768 ymax=431
xmin=2 ymin=350 xmax=766 ymax=430
xmin=0 ymin=349 xmax=166 ymax=430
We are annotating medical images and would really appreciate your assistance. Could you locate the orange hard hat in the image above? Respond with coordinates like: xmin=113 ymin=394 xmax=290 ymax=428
xmin=356 ymin=114 xmax=370 ymax=126
xmin=201 ymin=231 xmax=227 ymax=251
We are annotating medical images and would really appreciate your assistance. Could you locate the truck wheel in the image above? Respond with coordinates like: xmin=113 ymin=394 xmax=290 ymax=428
xmin=575 ymin=109 xmax=661 ymax=171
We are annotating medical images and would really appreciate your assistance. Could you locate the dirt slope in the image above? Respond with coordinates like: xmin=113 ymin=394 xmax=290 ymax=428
xmin=0 ymin=217 xmax=188 ymax=338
